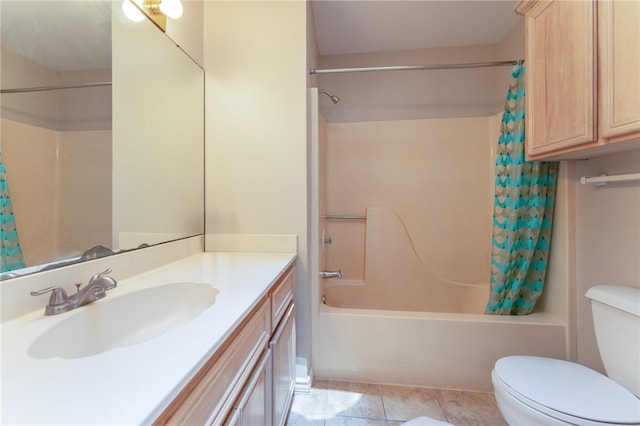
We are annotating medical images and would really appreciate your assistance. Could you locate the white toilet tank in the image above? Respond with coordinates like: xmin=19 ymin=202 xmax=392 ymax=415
xmin=586 ymin=285 xmax=640 ymax=398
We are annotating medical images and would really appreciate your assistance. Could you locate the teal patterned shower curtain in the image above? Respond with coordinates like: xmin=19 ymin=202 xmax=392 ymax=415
xmin=485 ymin=64 xmax=558 ymax=315
xmin=1 ymin=151 xmax=26 ymax=273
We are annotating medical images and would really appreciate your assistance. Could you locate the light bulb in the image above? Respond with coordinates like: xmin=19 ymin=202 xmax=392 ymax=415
xmin=122 ymin=0 xmax=145 ymax=22
xmin=159 ymin=0 xmax=183 ymax=19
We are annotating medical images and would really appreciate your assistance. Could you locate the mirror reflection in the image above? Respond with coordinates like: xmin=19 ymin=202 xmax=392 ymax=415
xmin=0 ymin=1 xmax=204 ymax=278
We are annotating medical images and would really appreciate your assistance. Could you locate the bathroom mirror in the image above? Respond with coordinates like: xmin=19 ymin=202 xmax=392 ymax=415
xmin=0 ymin=1 xmax=204 ymax=277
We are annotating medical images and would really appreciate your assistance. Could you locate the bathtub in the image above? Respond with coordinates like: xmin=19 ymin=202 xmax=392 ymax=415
xmin=315 ymin=298 xmax=567 ymax=391
xmin=314 ymin=208 xmax=568 ymax=391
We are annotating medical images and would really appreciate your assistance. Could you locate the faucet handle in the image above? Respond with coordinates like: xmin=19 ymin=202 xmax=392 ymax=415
xmin=89 ymin=268 xmax=112 ymax=283
xmin=30 ymin=286 xmax=69 ymax=306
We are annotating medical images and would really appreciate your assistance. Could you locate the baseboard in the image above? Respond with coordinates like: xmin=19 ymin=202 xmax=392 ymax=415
xmin=294 ymin=368 xmax=313 ymax=394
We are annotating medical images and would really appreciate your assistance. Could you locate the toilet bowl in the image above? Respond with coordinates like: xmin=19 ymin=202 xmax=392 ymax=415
xmin=492 ymin=356 xmax=640 ymax=425
xmin=492 ymin=285 xmax=640 ymax=426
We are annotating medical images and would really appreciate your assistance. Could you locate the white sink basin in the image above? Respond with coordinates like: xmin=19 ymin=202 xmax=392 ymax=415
xmin=29 ymin=283 xmax=219 ymax=359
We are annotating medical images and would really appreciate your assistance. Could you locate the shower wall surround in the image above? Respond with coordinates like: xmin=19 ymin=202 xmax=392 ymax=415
xmin=323 ymin=116 xmax=494 ymax=307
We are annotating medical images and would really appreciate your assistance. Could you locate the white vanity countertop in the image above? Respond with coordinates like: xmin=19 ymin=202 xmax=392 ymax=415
xmin=1 ymin=251 xmax=296 ymax=425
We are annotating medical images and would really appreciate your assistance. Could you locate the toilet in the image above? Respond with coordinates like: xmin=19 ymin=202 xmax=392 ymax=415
xmin=492 ymin=285 xmax=640 ymax=425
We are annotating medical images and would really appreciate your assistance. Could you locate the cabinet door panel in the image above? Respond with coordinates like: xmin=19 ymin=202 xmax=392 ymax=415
xmin=525 ymin=0 xmax=597 ymax=156
xmin=599 ymin=0 xmax=640 ymax=138
xmin=229 ymin=350 xmax=272 ymax=426
xmin=270 ymin=304 xmax=296 ymax=426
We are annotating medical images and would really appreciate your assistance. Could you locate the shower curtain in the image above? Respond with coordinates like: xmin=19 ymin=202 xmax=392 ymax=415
xmin=1 ymin=151 xmax=26 ymax=273
xmin=485 ymin=64 xmax=558 ymax=315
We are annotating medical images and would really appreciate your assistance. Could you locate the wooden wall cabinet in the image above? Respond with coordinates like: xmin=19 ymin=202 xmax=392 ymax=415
xmin=598 ymin=0 xmax=640 ymax=139
xmin=155 ymin=265 xmax=296 ymax=426
xmin=516 ymin=0 xmax=640 ymax=160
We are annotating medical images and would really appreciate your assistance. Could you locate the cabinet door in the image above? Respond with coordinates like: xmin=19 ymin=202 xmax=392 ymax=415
xmin=270 ymin=304 xmax=296 ymax=426
xmin=523 ymin=0 xmax=597 ymax=156
xmin=227 ymin=350 xmax=272 ymax=426
xmin=598 ymin=0 xmax=640 ymax=139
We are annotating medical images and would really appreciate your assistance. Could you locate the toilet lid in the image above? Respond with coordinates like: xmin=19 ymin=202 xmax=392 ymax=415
xmin=494 ymin=356 xmax=640 ymax=424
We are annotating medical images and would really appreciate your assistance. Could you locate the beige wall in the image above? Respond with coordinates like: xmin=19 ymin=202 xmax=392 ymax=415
xmin=318 ymin=44 xmax=501 ymax=122
xmin=314 ymin=19 xmax=524 ymax=123
xmin=495 ymin=19 xmax=525 ymax=109
xmin=574 ymin=152 xmax=640 ymax=372
xmin=112 ymin=8 xmax=204 ymax=250
xmin=166 ymin=0 xmax=204 ymax=67
xmin=203 ymin=0 xmax=311 ymax=375
xmin=537 ymin=160 xmax=576 ymax=358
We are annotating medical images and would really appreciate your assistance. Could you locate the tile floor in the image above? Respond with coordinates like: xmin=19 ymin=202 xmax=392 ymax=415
xmin=286 ymin=379 xmax=508 ymax=426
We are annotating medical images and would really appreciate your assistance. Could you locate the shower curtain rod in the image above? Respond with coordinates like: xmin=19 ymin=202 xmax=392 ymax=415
xmin=0 ymin=81 xmax=112 ymax=94
xmin=309 ymin=59 xmax=524 ymax=75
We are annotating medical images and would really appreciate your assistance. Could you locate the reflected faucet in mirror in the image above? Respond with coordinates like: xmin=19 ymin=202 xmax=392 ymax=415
xmin=30 ymin=269 xmax=117 ymax=316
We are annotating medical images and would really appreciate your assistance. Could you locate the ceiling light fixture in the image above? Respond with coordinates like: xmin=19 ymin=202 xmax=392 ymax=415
xmin=122 ymin=0 xmax=183 ymax=32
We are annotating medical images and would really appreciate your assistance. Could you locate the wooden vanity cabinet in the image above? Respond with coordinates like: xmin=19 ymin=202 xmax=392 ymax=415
xmin=230 ymin=266 xmax=295 ymax=426
xmin=154 ymin=264 xmax=296 ymax=426
xmin=155 ymin=298 xmax=271 ymax=425
xmin=516 ymin=0 xmax=640 ymax=160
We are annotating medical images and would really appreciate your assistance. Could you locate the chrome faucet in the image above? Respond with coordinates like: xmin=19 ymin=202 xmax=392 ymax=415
xmin=30 ymin=269 xmax=117 ymax=315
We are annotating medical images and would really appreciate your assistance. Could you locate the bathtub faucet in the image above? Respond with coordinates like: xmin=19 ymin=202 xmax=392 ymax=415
xmin=319 ymin=270 xmax=342 ymax=279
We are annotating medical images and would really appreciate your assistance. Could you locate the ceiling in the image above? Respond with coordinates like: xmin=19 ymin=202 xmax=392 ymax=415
xmin=312 ymin=0 xmax=522 ymax=56
xmin=0 ymin=1 xmax=112 ymax=72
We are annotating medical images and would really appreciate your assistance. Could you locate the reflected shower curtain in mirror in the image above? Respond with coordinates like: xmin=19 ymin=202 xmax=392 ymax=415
xmin=485 ymin=64 xmax=558 ymax=315
xmin=1 ymin=151 xmax=26 ymax=273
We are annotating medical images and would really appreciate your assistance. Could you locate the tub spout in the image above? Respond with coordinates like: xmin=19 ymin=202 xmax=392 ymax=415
xmin=320 ymin=270 xmax=342 ymax=279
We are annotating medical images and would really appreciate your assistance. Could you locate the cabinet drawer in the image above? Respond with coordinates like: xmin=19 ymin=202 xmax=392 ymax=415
xmin=271 ymin=266 xmax=295 ymax=330
xmin=158 ymin=299 xmax=271 ymax=426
